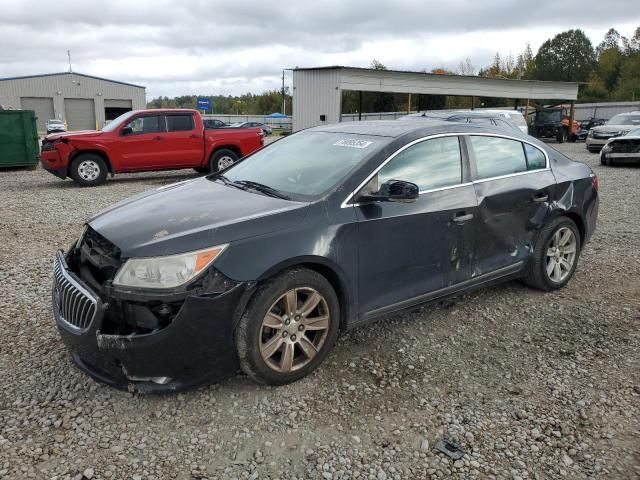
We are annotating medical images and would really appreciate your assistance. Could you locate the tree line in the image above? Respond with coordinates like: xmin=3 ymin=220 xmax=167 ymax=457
xmin=148 ymin=26 xmax=640 ymax=115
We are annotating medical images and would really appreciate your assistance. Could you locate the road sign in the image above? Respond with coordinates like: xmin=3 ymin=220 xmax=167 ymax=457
xmin=197 ymin=97 xmax=211 ymax=112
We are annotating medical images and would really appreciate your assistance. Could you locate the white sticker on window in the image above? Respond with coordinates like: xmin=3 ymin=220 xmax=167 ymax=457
xmin=333 ymin=139 xmax=373 ymax=149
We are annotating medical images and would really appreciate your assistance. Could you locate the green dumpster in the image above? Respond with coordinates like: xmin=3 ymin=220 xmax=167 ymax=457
xmin=0 ymin=110 xmax=40 ymax=168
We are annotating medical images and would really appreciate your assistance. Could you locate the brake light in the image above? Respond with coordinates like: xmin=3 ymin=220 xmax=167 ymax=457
xmin=591 ymin=173 xmax=599 ymax=192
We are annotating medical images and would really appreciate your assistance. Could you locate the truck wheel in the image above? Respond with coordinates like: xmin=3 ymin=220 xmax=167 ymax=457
xmin=235 ymin=268 xmax=340 ymax=386
xmin=70 ymin=154 xmax=108 ymax=187
xmin=209 ymin=149 xmax=239 ymax=173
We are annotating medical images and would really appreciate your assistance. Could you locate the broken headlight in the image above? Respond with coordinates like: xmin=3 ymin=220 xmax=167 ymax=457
xmin=113 ymin=244 xmax=228 ymax=289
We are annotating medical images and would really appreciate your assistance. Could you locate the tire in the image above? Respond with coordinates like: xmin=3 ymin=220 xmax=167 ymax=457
xmin=524 ymin=217 xmax=581 ymax=291
xmin=236 ymin=268 xmax=340 ymax=386
xmin=69 ymin=154 xmax=108 ymax=187
xmin=209 ymin=149 xmax=239 ymax=173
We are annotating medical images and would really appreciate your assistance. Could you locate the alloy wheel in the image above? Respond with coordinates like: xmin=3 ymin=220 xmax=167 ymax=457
xmin=217 ymin=156 xmax=235 ymax=170
xmin=77 ymin=160 xmax=101 ymax=181
xmin=259 ymin=287 xmax=331 ymax=373
xmin=546 ymin=227 xmax=577 ymax=283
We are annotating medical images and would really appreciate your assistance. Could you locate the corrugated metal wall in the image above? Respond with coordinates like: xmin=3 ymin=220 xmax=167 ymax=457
xmin=293 ymin=69 xmax=341 ymax=131
xmin=0 ymin=73 xmax=145 ymax=132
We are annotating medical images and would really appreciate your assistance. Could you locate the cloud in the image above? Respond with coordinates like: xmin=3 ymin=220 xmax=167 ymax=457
xmin=1 ymin=0 xmax=638 ymax=97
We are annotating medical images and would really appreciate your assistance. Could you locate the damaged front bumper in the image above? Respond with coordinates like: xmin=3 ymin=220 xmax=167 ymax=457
xmin=52 ymin=251 xmax=251 ymax=392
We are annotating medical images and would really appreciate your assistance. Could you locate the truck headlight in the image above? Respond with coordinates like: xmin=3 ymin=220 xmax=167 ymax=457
xmin=113 ymin=245 xmax=228 ymax=289
xmin=587 ymin=130 xmax=594 ymax=138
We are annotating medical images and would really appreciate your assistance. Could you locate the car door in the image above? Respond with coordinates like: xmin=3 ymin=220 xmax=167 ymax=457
xmin=465 ymin=134 xmax=554 ymax=274
xmin=355 ymin=135 xmax=478 ymax=317
xmin=117 ymin=114 xmax=166 ymax=170
xmin=163 ymin=113 xmax=203 ymax=166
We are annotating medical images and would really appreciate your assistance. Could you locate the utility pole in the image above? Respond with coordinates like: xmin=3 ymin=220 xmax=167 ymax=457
xmin=67 ymin=50 xmax=72 ymax=73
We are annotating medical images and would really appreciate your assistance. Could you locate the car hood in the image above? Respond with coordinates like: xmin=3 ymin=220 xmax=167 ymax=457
xmin=46 ymin=130 xmax=103 ymax=141
xmin=88 ymin=178 xmax=309 ymax=258
xmin=591 ymin=125 xmax=636 ymax=134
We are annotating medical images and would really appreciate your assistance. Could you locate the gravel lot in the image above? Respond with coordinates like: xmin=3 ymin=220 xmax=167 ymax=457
xmin=0 ymin=143 xmax=638 ymax=480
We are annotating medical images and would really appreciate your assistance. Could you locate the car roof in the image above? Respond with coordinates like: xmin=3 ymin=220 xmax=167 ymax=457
xmin=309 ymin=119 xmax=520 ymax=138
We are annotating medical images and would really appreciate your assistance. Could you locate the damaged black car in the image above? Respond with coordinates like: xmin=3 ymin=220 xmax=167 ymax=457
xmin=52 ymin=120 xmax=599 ymax=392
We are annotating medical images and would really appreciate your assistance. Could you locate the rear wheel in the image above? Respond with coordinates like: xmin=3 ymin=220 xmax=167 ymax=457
xmin=236 ymin=268 xmax=340 ymax=385
xmin=209 ymin=149 xmax=239 ymax=173
xmin=524 ymin=217 xmax=581 ymax=291
xmin=69 ymin=154 xmax=108 ymax=187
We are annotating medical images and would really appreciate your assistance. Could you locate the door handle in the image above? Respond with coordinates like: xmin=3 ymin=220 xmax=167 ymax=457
xmin=153 ymin=136 xmax=163 ymax=140
xmin=190 ymin=134 xmax=200 ymax=139
xmin=452 ymin=212 xmax=474 ymax=223
xmin=532 ymin=193 xmax=549 ymax=202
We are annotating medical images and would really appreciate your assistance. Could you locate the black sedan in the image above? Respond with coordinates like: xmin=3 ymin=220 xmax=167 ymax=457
xmin=600 ymin=127 xmax=640 ymax=165
xmin=51 ymin=120 xmax=599 ymax=392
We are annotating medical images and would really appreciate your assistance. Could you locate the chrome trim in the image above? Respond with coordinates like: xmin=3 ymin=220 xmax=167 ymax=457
xmin=341 ymin=132 xmax=550 ymax=208
xmin=53 ymin=252 xmax=98 ymax=332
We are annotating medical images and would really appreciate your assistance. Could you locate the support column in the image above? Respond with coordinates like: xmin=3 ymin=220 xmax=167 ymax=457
xmin=358 ymin=91 xmax=362 ymax=121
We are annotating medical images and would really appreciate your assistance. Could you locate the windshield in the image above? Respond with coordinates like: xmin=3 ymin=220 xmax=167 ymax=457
xmin=506 ymin=113 xmax=527 ymax=126
xmin=101 ymin=111 xmax=137 ymax=132
xmin=536 ymin=110 xmax=561 ymax=123
xmin=607 ymin=114 xmax=640 ymax=126
xmin=48 ymin=120 xmax=63 ymax=125
xmin=626 ymin=128 xmax=640 ymax=136
xmin=218 ymin=131 xmax=386 ymax=201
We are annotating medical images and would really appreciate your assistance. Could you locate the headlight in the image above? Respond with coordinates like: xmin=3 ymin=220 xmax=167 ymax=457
xmin=113 ymin=244 xmax=228 ymax=289
xmin=587 ymin=130 xmax=594 ymax=137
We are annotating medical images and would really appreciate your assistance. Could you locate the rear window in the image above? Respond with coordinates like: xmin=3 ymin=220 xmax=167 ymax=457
xmin=166 ymin=114 xmax=194 ymax=132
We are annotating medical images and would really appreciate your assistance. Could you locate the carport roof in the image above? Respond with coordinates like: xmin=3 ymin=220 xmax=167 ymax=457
xmin=292 ymin=66 xmax=580 ymax=101
xmin=0 ymin=72 xmax=145 ymax=89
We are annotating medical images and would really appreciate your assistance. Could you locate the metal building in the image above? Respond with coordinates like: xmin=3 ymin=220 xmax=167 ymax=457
xmin=292 ymin=66 xmax=580 ymax=132
xmin=0 ymin=72 xmax=146 ymax=133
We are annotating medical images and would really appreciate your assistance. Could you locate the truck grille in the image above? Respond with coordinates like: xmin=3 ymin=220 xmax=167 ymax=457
xmin=54 ymin=253 xmax=98 ymax=331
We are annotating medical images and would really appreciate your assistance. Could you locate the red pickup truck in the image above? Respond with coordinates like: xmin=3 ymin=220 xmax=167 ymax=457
xmin=40 ymin=109 xmax=264 ymax=186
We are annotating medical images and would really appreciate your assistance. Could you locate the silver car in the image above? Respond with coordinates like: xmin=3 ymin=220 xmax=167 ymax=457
xmin=586 ymin=111 xmax=640 ymax=152
xmin=45 ymin=119 xmax=66 ymax=134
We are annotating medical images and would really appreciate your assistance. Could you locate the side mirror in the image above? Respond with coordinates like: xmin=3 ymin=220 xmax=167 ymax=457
xmin=121 ymin=126 xmax=133 ymax=136
xmin=359 ymin=179 xmax=419 ymax=203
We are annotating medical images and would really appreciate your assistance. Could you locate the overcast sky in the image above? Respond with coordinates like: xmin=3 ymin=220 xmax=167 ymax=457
xmin=1 ymin=1 xmax=639 ymax=99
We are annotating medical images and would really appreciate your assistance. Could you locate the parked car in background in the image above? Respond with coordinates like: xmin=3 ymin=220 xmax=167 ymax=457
xmin=230 ymin=121 xmax=273 ymax=136
xmin=40 ymin=109 xmax=264 ymax=186
xmin=400 ymin=110 xmax=522 ymax=133
xmin=45 ymin=119 xmax=66 ymax=134
xmin=203 ymin=118 xmax=228 ymax=129
xmin=50 ymin=120 xmax=598 ymax=391
xmin=473 ymin=109 xmax=528 ymax=134
xmin=586 ymin=111 xmax=640 ymax=152
xmin=600 ymin=127 xmax=640 ymax=165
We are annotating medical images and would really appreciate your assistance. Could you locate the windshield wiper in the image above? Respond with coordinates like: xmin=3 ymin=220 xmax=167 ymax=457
xmin=234 ymin=180 xmax=291 ymax=200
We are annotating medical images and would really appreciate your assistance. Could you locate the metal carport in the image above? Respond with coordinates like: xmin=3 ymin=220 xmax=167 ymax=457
xmin=292 ymin=66 xmax=580 ymax=132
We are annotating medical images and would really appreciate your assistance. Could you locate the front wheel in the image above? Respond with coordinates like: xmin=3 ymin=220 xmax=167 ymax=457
xmin=69 ymin=154 xmax=108 ymax=187
xmin=209 ymin=149 xmax=239 ymax=173
xmin=236 ymin=268 xmax=340 ymax=385
xmin=524 ymin=217 xmax=581 ymax=291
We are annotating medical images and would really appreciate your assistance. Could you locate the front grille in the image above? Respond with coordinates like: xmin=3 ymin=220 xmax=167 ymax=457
xmin=54 ymin=254 xmax=98 ymax=331
xmin=609 ymin=140 xmax=640 ymax=154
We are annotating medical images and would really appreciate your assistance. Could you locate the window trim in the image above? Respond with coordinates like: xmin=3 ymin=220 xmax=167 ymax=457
xmin=341 ymin=132 xmax=549 ymax=209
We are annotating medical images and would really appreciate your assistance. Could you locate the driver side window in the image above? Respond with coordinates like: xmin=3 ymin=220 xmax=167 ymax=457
xmin=125 ymin=115 xmax=163 ymax=135
xmin=369 ymin=136 xmax=463 ymax=193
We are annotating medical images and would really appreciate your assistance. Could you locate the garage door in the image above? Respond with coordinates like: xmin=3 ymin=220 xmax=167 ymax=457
xmin=20 ymin=97 xmax=54 ymax=132
xmin=104 ymin=99 xmax=132 ymax=109
xmin=64 ymin=98 xmax=96 ymax=131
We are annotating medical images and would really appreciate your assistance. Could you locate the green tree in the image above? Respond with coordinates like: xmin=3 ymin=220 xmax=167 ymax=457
xmin=533 ymin=29 xmax=595 ymax=82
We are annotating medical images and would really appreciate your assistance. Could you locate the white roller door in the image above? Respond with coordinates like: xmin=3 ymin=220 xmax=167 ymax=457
xmin=64 ymin=98 xmax=96 ymax=131
xmin=20 ymin=97 xmax=54 ymax=132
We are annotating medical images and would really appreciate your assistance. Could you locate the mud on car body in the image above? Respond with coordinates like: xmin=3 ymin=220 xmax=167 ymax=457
xmin=52 ymin=120 xmax=599 ymax=392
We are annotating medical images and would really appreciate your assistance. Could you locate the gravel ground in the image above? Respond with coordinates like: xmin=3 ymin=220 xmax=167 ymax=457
xmin=0 ymin=143 xmax=638 ymax=480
